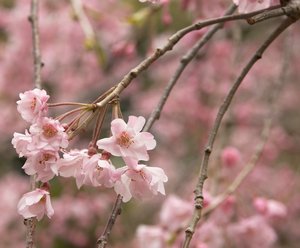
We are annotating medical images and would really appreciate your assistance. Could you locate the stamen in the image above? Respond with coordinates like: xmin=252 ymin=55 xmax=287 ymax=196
xmin=116 ymin=131 xmax=134 ymax=148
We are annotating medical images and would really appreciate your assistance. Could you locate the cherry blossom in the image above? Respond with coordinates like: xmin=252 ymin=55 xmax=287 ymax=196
xmin=29 ymin=117 xmax=68 ymax=152
xmin=139 ymin=0 xmax=161 ymax=4
xmin=17 ymin=88 xmax=49 ymax=123
xmin=11 ymin=130 xmax=32 ymax=157
xmin=17 ymin=188 xmax=54 ymax=221
xmin=97 ymin=116 xmax=156 ymax=161
xmin=114 ymin=163 xmax=168 ymax=202
xmin=221 ymin=146 xmax=242 ymax=167
xmin=253 ymin=197 xmax=287 ymax=219
xmin=85 ymin=158 xmax=117 ymax=188
xmin=136 ymin=225 xmax=166 ymax=248
xmin=22 ymin=150 xmax=59 ymax=182
xmin=57 ymin=149 xmax=89 ymax=178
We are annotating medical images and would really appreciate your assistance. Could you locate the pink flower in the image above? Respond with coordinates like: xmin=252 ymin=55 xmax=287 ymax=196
xmin=58 ymin=149 xmax=89 ymax=177
xmin=85 ymin=158 xmax=117 ymax=188
xmin=221 ymin=146 xmax=241 ymax=167
xmin=253 ymin=197 xmax=287 ymax=219
xmin=136 ymin=225 xmax=166 ymax=248
xmin=97 ymin=116 xmax=156 ymax=161
xmin=11 ymin=130 xmax=32 ymax=157
xmin=159 ymin=195 xmax=192 ymax=231
xmin=17 ymin=188 xmax=54 ymax=221
xmin=139 ymin=0 xmax=160 ymax=4
xmin=114 ymin=163 xmax=168 ymax=202
xmin=233 ymin=0 xmax=273 ymax=13
xmin=29 ymin=117 xmax=68 ymax=152
xmin=17 ymin=88 xmax=49 ymax=123
xmin=22 ymin=150 xmax=59 ymax=182
xmin=227 ymin=215 xmax=277 ymax=248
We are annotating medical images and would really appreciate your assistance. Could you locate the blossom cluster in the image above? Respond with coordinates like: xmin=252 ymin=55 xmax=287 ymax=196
xmin=12 ymin=88 xmax=167 ymax=221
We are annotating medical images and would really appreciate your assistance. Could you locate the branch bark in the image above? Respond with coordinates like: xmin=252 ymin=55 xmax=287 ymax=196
xmin=182 ymin=17 xmax=296 ymax=248
xmin=96 ymin=5 xmax=282 ymax=109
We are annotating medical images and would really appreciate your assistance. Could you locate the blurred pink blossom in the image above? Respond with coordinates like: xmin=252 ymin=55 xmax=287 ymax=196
xmin=136 ymin=225 xmax=166 ymax=248
xmin=233 ymin=0 xmax=274 ymax=13
xmin=221 ymin=146 xmax=242 ymax=167
xmin=253 ymin=197 xmax=287 ymax=220
xmin=17 ymin=188 xmax=54 ymax=221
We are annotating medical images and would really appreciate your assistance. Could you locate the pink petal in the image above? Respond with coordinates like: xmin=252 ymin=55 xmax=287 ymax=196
xmin=111 ymin=119 xmax=127 ymax=136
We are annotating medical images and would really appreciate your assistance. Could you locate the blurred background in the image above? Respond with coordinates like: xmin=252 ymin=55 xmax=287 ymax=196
xmin=1 ymin=0 xmax=300 ymax=247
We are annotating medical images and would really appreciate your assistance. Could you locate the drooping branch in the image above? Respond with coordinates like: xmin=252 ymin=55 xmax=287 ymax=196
xmin=144 ymin=4 xmax=237 ymax=131
xmin=25 ymin=1 xmax=42 ymax=247
xmin=182 ymin=17 xmax=296 ymax=248
xmin=29 ymin=0 xmax=42 ymax=89
xmin=96 ymin=5 xmax=284 ymax=109
xmin=203 ymin=31 xmax=292 ymax=217
xmin=96 ymin=195 xmax=123 ymax=248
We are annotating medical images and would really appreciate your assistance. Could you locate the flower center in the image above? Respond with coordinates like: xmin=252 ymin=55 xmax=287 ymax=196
xmin=31 ymin=97 xmax=37 ymax=110
xmin=43 ymin=124 xmax=58 ymax=138
xmin=116 ymin=131 xmax=134 ymax=148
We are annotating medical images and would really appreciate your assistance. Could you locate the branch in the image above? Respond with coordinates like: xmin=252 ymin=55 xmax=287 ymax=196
xmin=25 ymin=1 xmax=42 ymax=247
xmin=182 ymin=17 xmax=296 ymax=248
xmin=96 ymin=195 xmax=123 ymax=248
xmin=203 ymin=31 xmax=291 ymax=215
xmin=96 ymin=5 xmax=283 ymax=109
xmin=95 ymin=6 xmax=239 ymax=247
xmin=144 ymin=4 xmax=237 ymax=132
xmin=29 ymin=0 xmax=42 ymax=89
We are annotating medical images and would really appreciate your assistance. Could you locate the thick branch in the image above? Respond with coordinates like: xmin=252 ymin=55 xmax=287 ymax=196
xmin=144 ymin=4 xmax=237 ymax=132
xmin=182 ymin=17 xmax=296 ymax=248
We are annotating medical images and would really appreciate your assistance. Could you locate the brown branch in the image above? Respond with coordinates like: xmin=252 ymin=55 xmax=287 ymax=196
xmin=202 ymin=27 xmax=292 ymax=218
xmin=96 ymin=5 xmax=283 ymax=109
xmin=182 ymin=17 xmax=296 ymax=248
xmin=96 ymin=195 xmax=123 ymax=248
xmin=144 ymin=4 xmax=237 ymax=132
xmin=25 ymin=0 xmax=42 ymax=247
xmin=29 ymin=0 xmax=42 ymax=89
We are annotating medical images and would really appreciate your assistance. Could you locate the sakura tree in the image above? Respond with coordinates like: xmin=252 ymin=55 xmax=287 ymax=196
xmin=1 ymin=0 xmax=300 ymax=247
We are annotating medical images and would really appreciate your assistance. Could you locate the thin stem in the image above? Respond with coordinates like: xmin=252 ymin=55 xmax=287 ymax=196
xmin=182 ymin=17 xmax=296 ymax=248
xmin=203 ymin=28 xmax=292 ymax=218
xmin=97 ymin=195 xmax=123 ymax=248
xmin=25 ymin=0 xmax=42 ymax=247
xmin=91 ymin=105 xmax=108 ymax=147
xmin=144 ymin=4 xmax=237 ymax=132
xmin=95 ymin=5 xmax=238 ymax=248
xmin=96 ymin=5 xmax=283 ymax=109
xmin=56 ymin=107 xmax=86 ymax=122
xmin=48 ymin=102 xmax=90 ymax=107
xmin=30 ymin=0 xmax=42 ymax=89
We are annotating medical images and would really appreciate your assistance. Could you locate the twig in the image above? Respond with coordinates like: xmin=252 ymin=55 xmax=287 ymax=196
xmin=203 ymin=30 xmax=292 ymax=216
xmin=96 ymin=195 xmax=123 ymax=248
xmin=182 ymin=17 xmax=296 ymax=248
xmin=96 ymin=5 xmax=283 ymax=109
xmin=29 ymin=0 xmax=42 ymax=89
xmin=144 ymin=4 xmax=237 ymax=132
xmin=95 ymin=6 xmax=238 ymax=247
xmin=25 ymin=0 xmax=42 ymax=247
